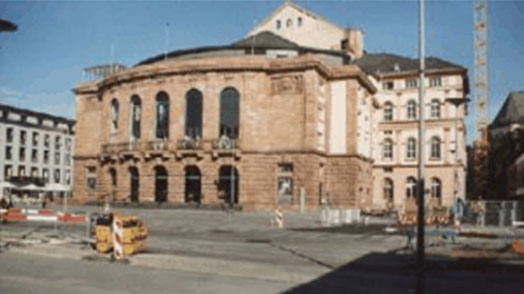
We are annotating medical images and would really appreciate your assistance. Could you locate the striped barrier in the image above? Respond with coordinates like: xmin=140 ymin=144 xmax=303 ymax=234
xmin=273 ymin=209 xmax=284 ymax=228
xmin=112 ymin=216 xmax=125 ymax=260
xmin=0 ymin=208 xmax=87 ymax=224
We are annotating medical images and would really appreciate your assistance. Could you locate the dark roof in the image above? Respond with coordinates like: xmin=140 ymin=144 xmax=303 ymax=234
xmin=352 ymin=53 xmax=465 ymax=76
xmin=231 ymin=31 xmax=300 ymax=49
xmin=0 ymin=19 xmax=17 ymax=32
xmin=137 ymin=31 xmax=349 ymax=66
xmin=0 ymin=103 xmax=75 ymax=126
xmin=491 ymin=91 xmax=524 ymax=128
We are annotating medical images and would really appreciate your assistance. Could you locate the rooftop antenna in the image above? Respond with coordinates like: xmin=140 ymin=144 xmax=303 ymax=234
xmin=164 ymin=22 xmax=170 ymax=62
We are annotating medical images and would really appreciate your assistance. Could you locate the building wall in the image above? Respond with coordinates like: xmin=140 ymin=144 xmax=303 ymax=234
xmin=370 ymin=73 xmax=467 ymax=210
xmin=72 ymin=55 xmax=375 ymax=210
xmin=0 ymin=107 xmax=75 ymax=193
xmin=248 ymin=4 xmax=345 ymax=51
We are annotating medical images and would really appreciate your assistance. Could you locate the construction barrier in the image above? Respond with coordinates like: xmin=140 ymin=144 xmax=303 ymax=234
xmin=273 ymin=209 xmax=284 ymax=228
xmin=102 ymin=213 xmax=148 ymax=259
xmin=0 ymin=208 xmax=87 ymax=224
xmin=112 ymin=216 xmax=125 ymax=259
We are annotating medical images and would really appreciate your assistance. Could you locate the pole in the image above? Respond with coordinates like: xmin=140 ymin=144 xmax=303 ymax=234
xmin=230 ymin=166 xmax=234 ymax=209
xmin=164 ymin=23 xmax=170 ymax=61
xmin=416 ymin=0 xmax=426 ymax=293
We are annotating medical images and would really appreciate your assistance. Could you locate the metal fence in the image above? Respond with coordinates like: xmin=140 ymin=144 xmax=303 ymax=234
xmin=463 ymin=200 xmax=524 ymax=227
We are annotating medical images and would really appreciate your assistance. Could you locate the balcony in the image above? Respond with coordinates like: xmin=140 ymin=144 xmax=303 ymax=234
xmin=212 ymin=136 xmax=241 ymax=159
xmin=144 ymin=140 xmax=172 ymax=159
xmin=100 ymin=141 xmax=141 ymax=161
xmin=175 ymin=136 xmax=203 ymax=158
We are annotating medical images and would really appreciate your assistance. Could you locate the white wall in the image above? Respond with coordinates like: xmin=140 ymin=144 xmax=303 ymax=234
xmin=329 ymin=81 xmax=347 ymax=154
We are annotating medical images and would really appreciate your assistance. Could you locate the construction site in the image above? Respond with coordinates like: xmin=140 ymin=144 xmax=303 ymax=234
xmin=2 ymin=0 xmax=524 ymax=293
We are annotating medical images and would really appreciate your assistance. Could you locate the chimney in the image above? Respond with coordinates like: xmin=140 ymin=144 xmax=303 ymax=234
xmin=343 ymin=28 xmax=364 ymax=59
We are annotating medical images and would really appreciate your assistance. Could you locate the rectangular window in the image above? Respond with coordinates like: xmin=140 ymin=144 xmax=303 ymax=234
xmin=382 ymin=81 xmax=394 ymax=90
xmin=429 ymin=76 xmax=442 ymax=87
xmin=20 ymin=130 xmax=26 ymax=145
xmin=66 ymin=138 xmax=72 ymax=151
xmin=55 ymin=136 xmax=62 ymax=150
xmin=55 ymin=152 xmax=60 ymax=165
xmin=65 ymin=170 xmax=71 ymax=185
xmin=31 ymin=167 xmax=39 ymax=178
xmin=4 ymin=165 xmax=12 ymax=179
xmin=277 ymin=163 xmax=294 ymax=204
xmin=18 ymin=165 xmax=25 ymax=177
xmin=44 ymin=134 xmax=50 ymax=148
xmin=6 ymin=127 xmax=13 ymax=143
xmin=19 ymin=147 xmax=26 ymax=161
xmin=43 ymin=168 xmax=49 ymax=183
xmin=31 ymin=149 xmax=38 ymax=163
xmin=54 ymin=169 xmax=61 ymax=184
xmin=405 ymin=79 xmax=418 ymax=89
xmin=65 ymin=153 xmax=71 ymax=166
xmin=44 ymin=150 xmax=49 ymax=164
xmin=32 ymin=132 xmax=39 ymax=146
xmin=5 ymin=146 xmax=12 ymax=160
xmin=86 ymin=167 xmax=97 ymax=194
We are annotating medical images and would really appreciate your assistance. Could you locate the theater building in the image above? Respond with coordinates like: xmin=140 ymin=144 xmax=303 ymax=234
xmin=72 ymin=1 xmax=468 ymax=211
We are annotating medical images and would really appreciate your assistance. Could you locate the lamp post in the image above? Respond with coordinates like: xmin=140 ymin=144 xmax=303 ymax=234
xmin=416 ymin=0 xmax=426 ymax=293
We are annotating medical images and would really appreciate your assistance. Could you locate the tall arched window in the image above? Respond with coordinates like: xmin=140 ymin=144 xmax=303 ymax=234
xmin=219 ymin=165 xmax=239 ymax=205
xmin=406 ymin=137 xmax=416 ymax=159
xmin=384 ymin=178 xmax=394 ymax=201
xmin=155 ymin=91 xmax=169 ymax=139
xmin=406 ymin=177 xmax=417 ymax=198
xmin=286 ymin=18 xmax=292 ymax=28
xmin=185 ymin=89 xmax=203 ymax=139
xmin=384 ymin=102 xmax=393 ymax=121
xmin=110 ymin=99 xmax=119 ymax=134
xmin=130 ymin=95 xmax=141 ymax=140
xmin=220 ymin=87 xmax=240 ymax=139
xmin=430 ymin=99 xmax=441 ymax=119
xmin=383 ymin=139 xmax=393 ymax=160
xmin=185 ymin=166 xmax=201 ymax=204
xmin=431 ymin=177 xmax=441 ymax=199
xmin=129 ymin=167 xmax=139 ymax=202
xmin=154 ymin=165 xmax=168 ymax=203
xmin=431 ymin=136 xmax=441 ymax=159
xmin=407 ymin=100 xmax=417 ymax=119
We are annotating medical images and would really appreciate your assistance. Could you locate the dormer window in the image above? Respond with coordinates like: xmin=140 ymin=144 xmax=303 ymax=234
xmin=276 ymin=20 xmax=281 ymax=30
xmin=286 ymin=18 xmax=292 ymax=28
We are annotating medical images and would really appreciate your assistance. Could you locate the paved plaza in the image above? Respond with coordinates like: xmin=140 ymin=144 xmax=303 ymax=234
xmin=1 ymin=205 xmax=524 ymax=293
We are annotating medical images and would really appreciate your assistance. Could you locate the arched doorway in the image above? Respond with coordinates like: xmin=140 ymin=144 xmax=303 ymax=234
xmin=154 ymin=166 xmax=168 ymax=203
xmin=129 ymin=167 xmax=139 ymax=202
xmin=218 ymin=165 xmax=238 ymax=205
xmin=185 ymin=166 xmax=201 ymax=204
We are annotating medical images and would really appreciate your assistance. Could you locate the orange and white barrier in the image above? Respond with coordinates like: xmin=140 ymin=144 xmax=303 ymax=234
xmin=0 ymin=208 xmax=87 ymax=223
xmin=273 ymin=209 xmax=284 ymax=228
xmin=112 ymin=216 xmax=125 ymax=260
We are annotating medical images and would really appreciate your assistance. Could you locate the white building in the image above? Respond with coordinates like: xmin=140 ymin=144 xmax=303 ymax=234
xmin=0 ymin=103 xmax=75 ymax=197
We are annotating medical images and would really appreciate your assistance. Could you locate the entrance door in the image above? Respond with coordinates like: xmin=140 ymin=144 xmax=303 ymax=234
xmin=129 ymin=167 xmax=139 ymax=202
xmin=218 ymin=166 xmax=238 ymax=205
xmin=185 ymin=166 xmax=201 ymax=204
xmin=154 ymin=166 xmax=168 ymax=203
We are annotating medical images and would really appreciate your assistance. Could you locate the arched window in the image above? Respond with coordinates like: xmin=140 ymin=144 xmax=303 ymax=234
xmin=129 ymin=167 xmax=139 ymax=202
xmin=110 ymin=99 xmax=119 ymax=134
xmin=154 ymin=166 xmax=168 ymax=203
xmin=407 ymin=100 xmax=417 ymax=119
xmin=155 ymin=91 xmax=169 ymax=139
xmin=286 ymin=18 xmax=292 ymax=28
xmin=109 ymin=168 xmax=117 ymax=187
xmin=406 ymin=137 xmax=416 ymax=159
xmin=185 ymin=166 xmax=201 ymax=204
xmin=430 ymin=99 xmax=441 ymax=119
xmin=185 ymin=89 xmax=203 ymax=139
xmin=130 ymin=95 xmax=141 ymax=140
xmin=383 ymin=139 xmax=393 ymax=160
xmin=276 ymin=20 xmax=281 ymax=30
xmin=406 ymin=177 xmax=417 ymax=198
xmin=431 ymin=136 xmax=441 ymax=159
xmin=297 ymin=17 xmax=303 ymax=27
xmin=384 ymin=102 xmax=393 ymax=121
xmin=220 ymin=87 xmax=240 ymax=139
xmin=383 ymin=178 xmax=394 ymax=201
xmin=431 ymin=178 xmax=441 ymax=199
xmin=219 ymin=165 xmax=239 ymax=205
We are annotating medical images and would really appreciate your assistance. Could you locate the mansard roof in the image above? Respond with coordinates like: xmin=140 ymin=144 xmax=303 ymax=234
xmin=491 ymin=91 xmax=524 ymax=128
xmin=352 ymin=53 xmax=466 ymax=76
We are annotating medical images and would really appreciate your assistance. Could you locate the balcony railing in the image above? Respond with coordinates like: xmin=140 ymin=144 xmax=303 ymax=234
xmin=145 ymin=140 xmax=171 ymax=152
xmin=101 ymin=141 xmax=140 ymax=155
xmin=212 ymin=136 xmax=238 ymax=150
xmin=177 ymin=137 xmax=202 ymax=150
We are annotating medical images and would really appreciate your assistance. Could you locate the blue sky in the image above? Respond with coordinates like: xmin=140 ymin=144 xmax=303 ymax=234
xmin=1 ymin=0 xmax=523 ymax=143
